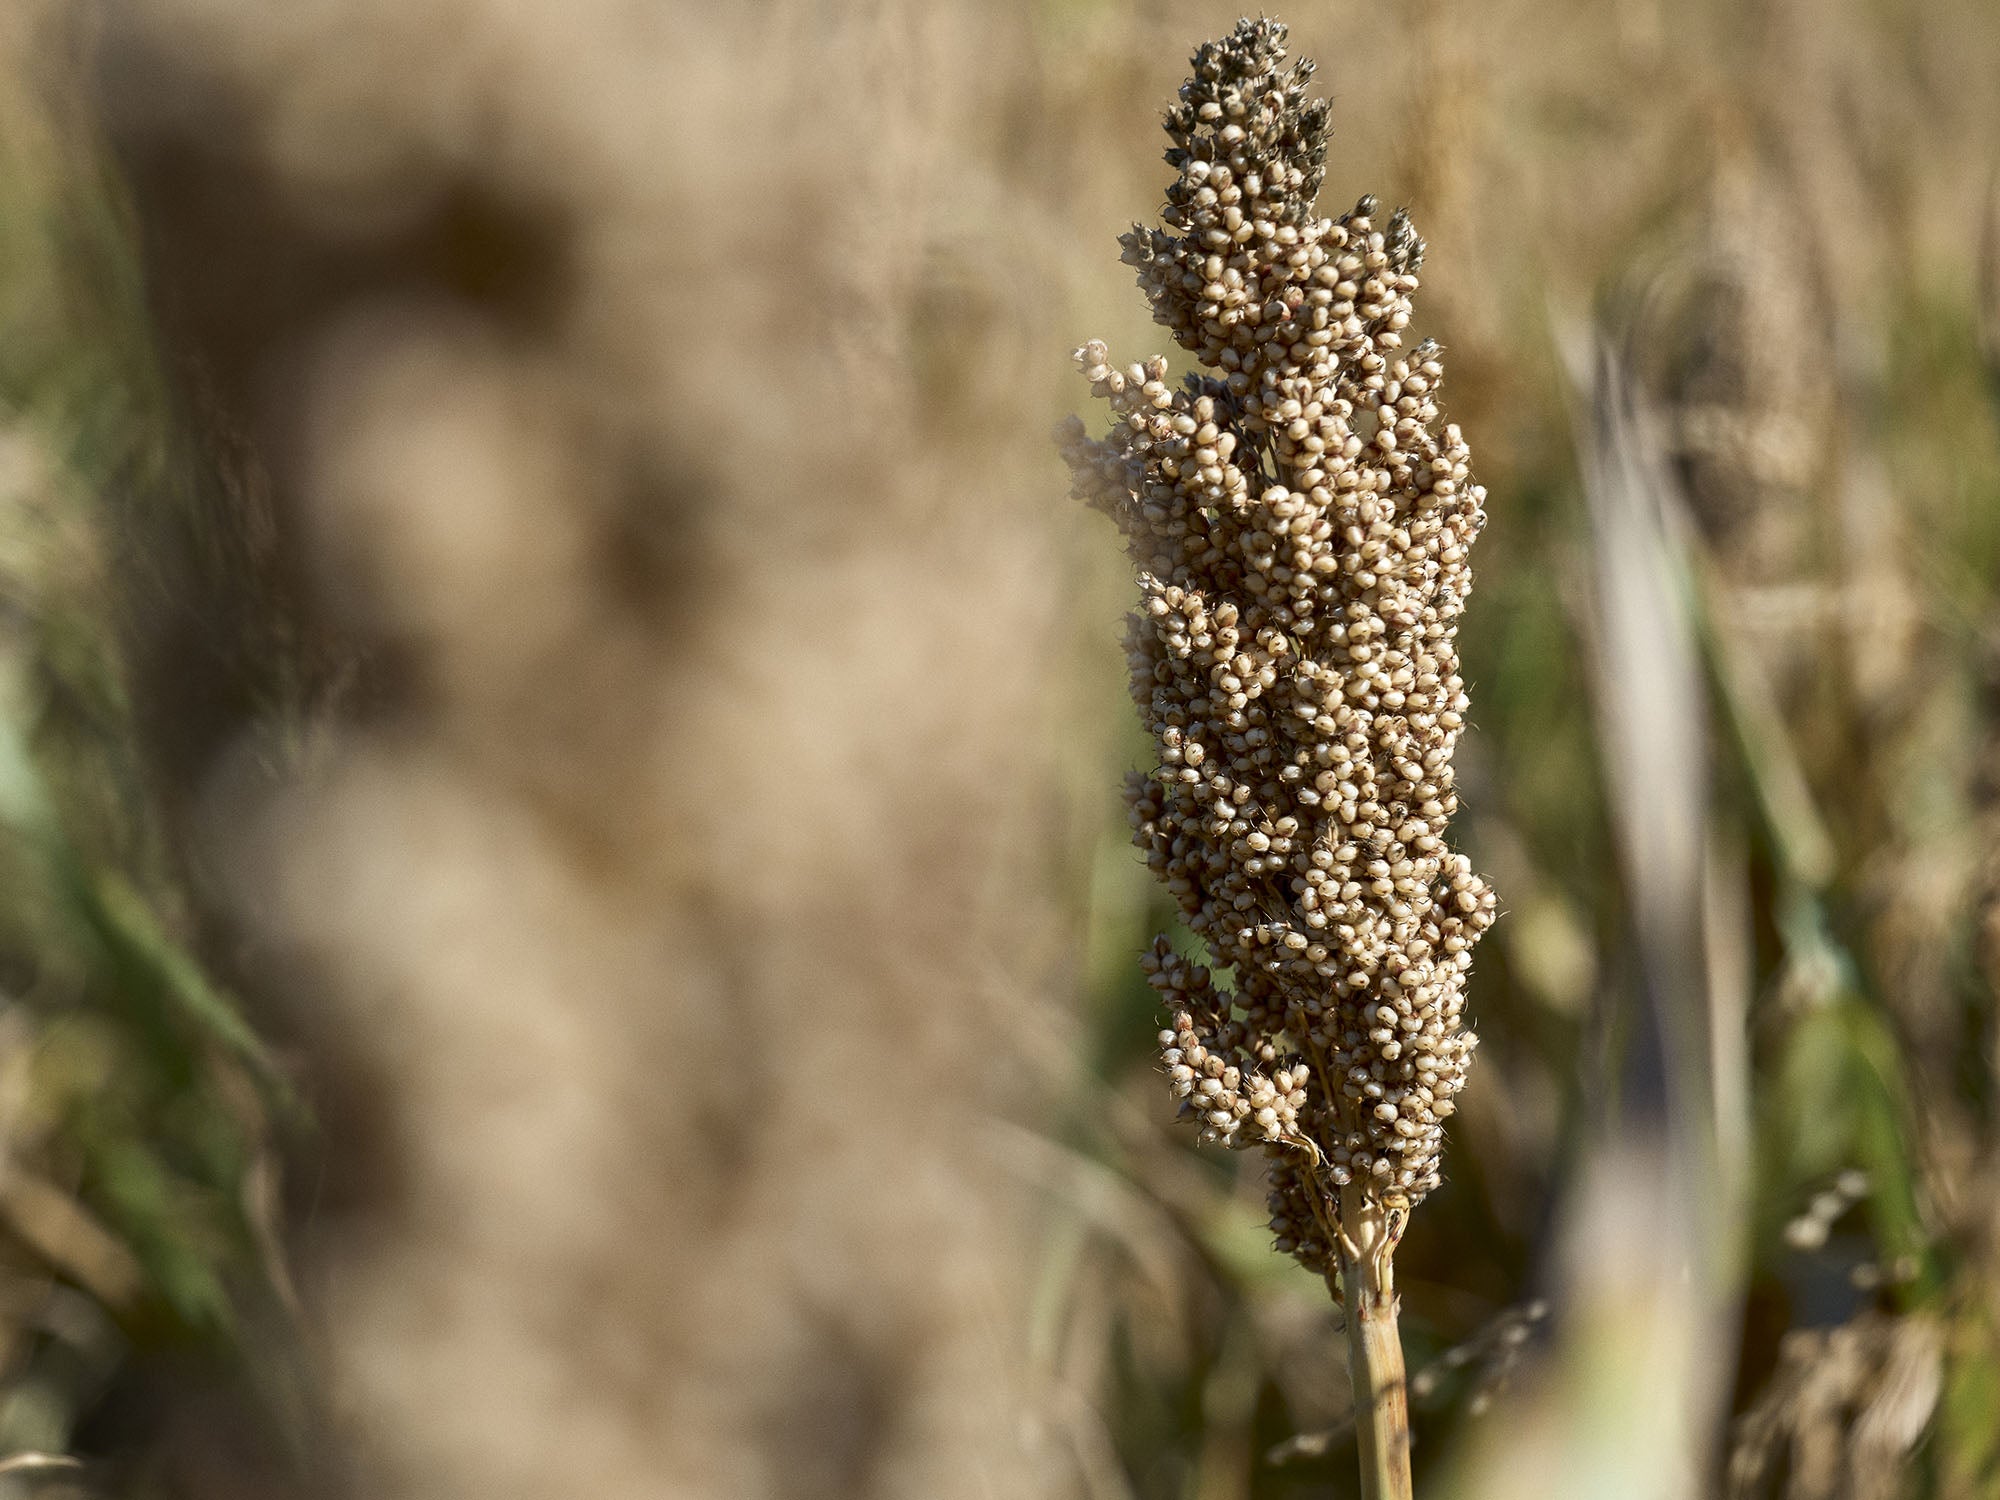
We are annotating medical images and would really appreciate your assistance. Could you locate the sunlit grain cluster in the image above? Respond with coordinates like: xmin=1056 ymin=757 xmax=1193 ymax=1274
xmin=1061 ymin=17 xmax=1495 ymax=1268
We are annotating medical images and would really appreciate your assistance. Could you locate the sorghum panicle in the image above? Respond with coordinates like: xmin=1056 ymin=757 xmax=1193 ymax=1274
xmin=1060 ymin=18 xmax=1496 ymax=1272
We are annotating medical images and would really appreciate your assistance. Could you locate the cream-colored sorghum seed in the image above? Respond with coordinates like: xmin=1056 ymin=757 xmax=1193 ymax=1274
xmin=1061 ymin=18 xmax=1496 ymax=1272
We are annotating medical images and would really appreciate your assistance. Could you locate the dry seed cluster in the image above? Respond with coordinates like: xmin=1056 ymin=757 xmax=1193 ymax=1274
xmin=1061 ymin=18 xmax=1495 ymax=1270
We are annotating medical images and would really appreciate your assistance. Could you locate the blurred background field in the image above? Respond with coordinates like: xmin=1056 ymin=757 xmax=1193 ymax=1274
xmin=1 ymin=0 xmax=1999 ymax=1496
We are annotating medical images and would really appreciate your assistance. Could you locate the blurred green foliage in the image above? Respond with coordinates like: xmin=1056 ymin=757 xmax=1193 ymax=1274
xmin=0 ymin=39 xmax=295 ymax=1473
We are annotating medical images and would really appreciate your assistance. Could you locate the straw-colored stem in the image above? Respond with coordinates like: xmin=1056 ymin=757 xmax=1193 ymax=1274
xmin=1337 ymin=1190 xmax=1413 ymax=1500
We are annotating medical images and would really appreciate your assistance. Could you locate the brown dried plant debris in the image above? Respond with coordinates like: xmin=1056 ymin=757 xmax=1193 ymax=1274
xmin=1727 ymin=1311 xmax=1942 ymax=1500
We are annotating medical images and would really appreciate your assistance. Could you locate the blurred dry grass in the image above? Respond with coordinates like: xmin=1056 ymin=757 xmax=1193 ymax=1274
xmin=0 ymin=0 xmax=1994 ymax=1497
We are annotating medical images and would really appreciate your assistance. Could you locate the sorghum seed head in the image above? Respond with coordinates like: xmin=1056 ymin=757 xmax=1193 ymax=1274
xmin=1064 ymin=18 xmax=1495 ymax=1273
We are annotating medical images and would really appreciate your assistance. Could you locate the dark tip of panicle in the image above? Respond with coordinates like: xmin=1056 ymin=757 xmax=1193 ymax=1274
xmin=1190 ymin=15 xmax=1288 ymax=84
xmin=1386 ymin=207 xmax=1427 ymax=271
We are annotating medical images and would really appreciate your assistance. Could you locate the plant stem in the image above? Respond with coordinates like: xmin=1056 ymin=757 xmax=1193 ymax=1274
xmin=1337 ymin=1190 xmax=1413 ymax=1500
